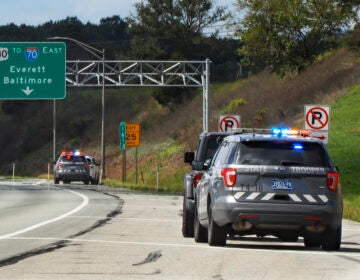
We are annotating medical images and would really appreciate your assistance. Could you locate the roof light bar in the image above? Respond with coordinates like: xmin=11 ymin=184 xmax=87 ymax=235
xmin=232 ymin=127 xmax=312 ymax=138
xmin=233 ymin=128 xmax=273 ymax=134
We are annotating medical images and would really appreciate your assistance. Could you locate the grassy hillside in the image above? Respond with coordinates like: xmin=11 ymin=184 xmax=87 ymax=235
xmin=327 ymin=85 xmax=360 ymax=220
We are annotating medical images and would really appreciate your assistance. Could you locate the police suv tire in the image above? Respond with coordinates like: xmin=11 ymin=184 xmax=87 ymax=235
xmin=83 ymin=180 xmax=89 ymax=185
xmin=208 ymin=208 xmax=226 ymax=246
xmin=54 ymin=178 xmax=59 ymax=184
xmin=182 ymin=197 xmax=194 ymax=237
xmin=322 ymin=225 xmax=342 ymax=251
xmin=194 ymin=204 xmax=207 ymax=243
xmin=304 ymin=234 xmax=322 ymax=248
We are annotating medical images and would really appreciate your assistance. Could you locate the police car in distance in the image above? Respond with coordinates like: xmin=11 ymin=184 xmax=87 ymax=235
xmin=54 ymin=150 xmax=90 ymax=185
xmin=85 ymin=155 xmax=100 ymax=185
xmin=194 ymin=128 xmax=343 ymax=251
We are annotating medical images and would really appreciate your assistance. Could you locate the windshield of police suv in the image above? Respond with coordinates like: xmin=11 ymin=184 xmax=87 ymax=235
xmin=227 ymin=140 xmax=330 ymax=167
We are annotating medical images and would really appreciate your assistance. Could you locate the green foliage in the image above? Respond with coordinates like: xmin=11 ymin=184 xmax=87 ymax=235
xmin=110 ymin=141 xmax=188 ymax=192
xmin=128 ymin=0 xmax=228 ymax=59
xmin=236 ymin=0 xmax=360 ymax=75
xmin=0 ymin=16 xmax=130 ymax=60
xmin=223 ymin=97 xmax=247 ymax=113
xmin=327 ymin=85 xmax=360 ymax=221
xmin=127 ymin=0 xmax=237 ymax=106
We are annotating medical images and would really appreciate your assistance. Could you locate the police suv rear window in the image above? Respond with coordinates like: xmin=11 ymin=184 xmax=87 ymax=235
xmin=228 ymin=141 xmax=329 ymax=167
xmin=60 ymin=156 xmax=85 ymax=163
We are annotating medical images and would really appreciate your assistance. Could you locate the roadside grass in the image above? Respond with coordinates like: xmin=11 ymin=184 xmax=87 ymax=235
xmin=105 ymin=141 xmax=189 ymax=193
xmin=327 ymin=85 xmax=360 ymax=222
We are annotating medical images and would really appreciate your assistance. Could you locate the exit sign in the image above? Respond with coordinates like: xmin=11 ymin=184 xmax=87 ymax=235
xmin=0 ymin=42 xmax=66 ymax=99
xmin=126 ymin=123 xmax=140 ymax=147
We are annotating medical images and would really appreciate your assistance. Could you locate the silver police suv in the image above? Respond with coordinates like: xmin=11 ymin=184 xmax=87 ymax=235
xmin=194 ymin=128 xmax=343 ymax=251
xmin=54 ymin=150 xmax=90 ymax=185
xmin=183 ymin=132 xmax=233 ymax=237
xmin=85 ymin=155 xmax=100 ymax=185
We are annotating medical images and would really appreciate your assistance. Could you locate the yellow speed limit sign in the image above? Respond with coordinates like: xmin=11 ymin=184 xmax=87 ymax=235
xmin=126 ymin=123 xmax=140 ymax=147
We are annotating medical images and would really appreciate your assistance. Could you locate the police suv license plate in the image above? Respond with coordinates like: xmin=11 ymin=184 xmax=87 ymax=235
xmin=272 ymin=179 xmax=293 ymax=190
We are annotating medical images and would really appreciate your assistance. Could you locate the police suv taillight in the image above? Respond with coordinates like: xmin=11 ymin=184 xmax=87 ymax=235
xmin=193 ymin=173 xmax=203 ymax=188
xmin=327 ymin=171 xmax=339 ymax=191
xmin=221 ymin=168 xmax=236 ymax=187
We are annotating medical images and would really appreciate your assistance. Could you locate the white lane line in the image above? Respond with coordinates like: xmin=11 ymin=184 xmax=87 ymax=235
xmin=0 ymin=189 xmax=89 ymax=240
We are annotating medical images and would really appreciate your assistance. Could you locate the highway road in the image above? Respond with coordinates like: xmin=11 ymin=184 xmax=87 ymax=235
xmin=0 ymin=178 xmax=359 ymax=279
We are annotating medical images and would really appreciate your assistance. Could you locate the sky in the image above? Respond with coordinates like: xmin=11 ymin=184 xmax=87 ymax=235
xmin=0 ymin=0 xmax=238 ymax=26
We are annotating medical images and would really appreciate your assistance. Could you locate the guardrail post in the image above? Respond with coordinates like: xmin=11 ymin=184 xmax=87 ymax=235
xmin=156 ymin=164 xmax=160 ymax=191
xmin=12 ymin=162 xmax=15 ymax=183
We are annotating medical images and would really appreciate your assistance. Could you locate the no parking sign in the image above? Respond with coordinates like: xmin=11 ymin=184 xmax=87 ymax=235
xmin=304 ymin=105 xmax=330 ymax=144
xmin=219 ymin=115 xmax=241 ymax=132
xmin=305 ymin=105 xmax=330 ymax=130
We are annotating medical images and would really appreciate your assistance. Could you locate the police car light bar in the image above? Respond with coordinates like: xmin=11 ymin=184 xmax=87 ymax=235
xmin=233 ymin=128 xmax=273 ymax=134
xmin=60 ymin=149 xmax=83 ymax=156
xmin=232 ymin=127 xmax=311 ymax=137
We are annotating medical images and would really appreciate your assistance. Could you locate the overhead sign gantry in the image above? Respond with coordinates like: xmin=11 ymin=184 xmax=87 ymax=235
xmin=65 ymin=59 xmax=210 ymax=132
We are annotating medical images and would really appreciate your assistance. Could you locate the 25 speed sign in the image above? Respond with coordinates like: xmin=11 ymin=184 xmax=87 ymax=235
xmin=126 ymin=123 xmax=140 ymax=147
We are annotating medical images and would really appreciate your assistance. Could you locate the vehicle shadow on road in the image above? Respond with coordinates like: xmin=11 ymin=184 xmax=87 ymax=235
xmin=225 ymin=236 xmax=360 ymax=253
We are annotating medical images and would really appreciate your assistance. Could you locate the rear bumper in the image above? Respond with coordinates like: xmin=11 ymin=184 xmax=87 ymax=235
xmin=212 ymin=198 xmax=343 ymax=232
xmin=55 ymin=172 xmax=90 ymax=182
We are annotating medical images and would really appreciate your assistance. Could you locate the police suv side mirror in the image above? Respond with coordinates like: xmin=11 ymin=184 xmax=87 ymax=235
xmin=192 ymin=161 xmax=204 ymax=171
xmin=184 ymin=152 xmax=195 ymax=165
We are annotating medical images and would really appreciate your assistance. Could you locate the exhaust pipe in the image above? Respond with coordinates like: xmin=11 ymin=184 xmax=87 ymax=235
xmin=232 ymin=220 xmax=253 ymax=231
xmin=305 ymin=224 xmax=325 ymax=233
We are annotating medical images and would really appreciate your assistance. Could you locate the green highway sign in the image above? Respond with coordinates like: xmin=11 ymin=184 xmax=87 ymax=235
xmin=0 ymin=42 xmax=66 ymax=99
xmin=120 ymin=121 xmax=126 ymax=150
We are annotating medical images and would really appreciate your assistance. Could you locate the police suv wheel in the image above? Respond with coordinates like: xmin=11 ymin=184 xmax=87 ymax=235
xmin=182 ymin=197 xmax=194 ymax=237
xmin=194 ymin=204 xmax=207 ymax=243
xmin=208 ymin=208 xmax=227 ymax=246
xmin=322 ymin=225 xmax=342 ymax=251
xmin=304 ymin=234 xmax=322 ymax=248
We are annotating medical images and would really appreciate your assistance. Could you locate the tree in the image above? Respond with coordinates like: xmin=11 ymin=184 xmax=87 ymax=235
xmin=127 ymin=0 xmax=228 ymax=60
xmin=127 ymin=0 xmax=229 ymax=107
xmin=98 ymin=16 xmax=130 ymax=59
xmin=236 ymin=0 xmax=360 ymax=75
